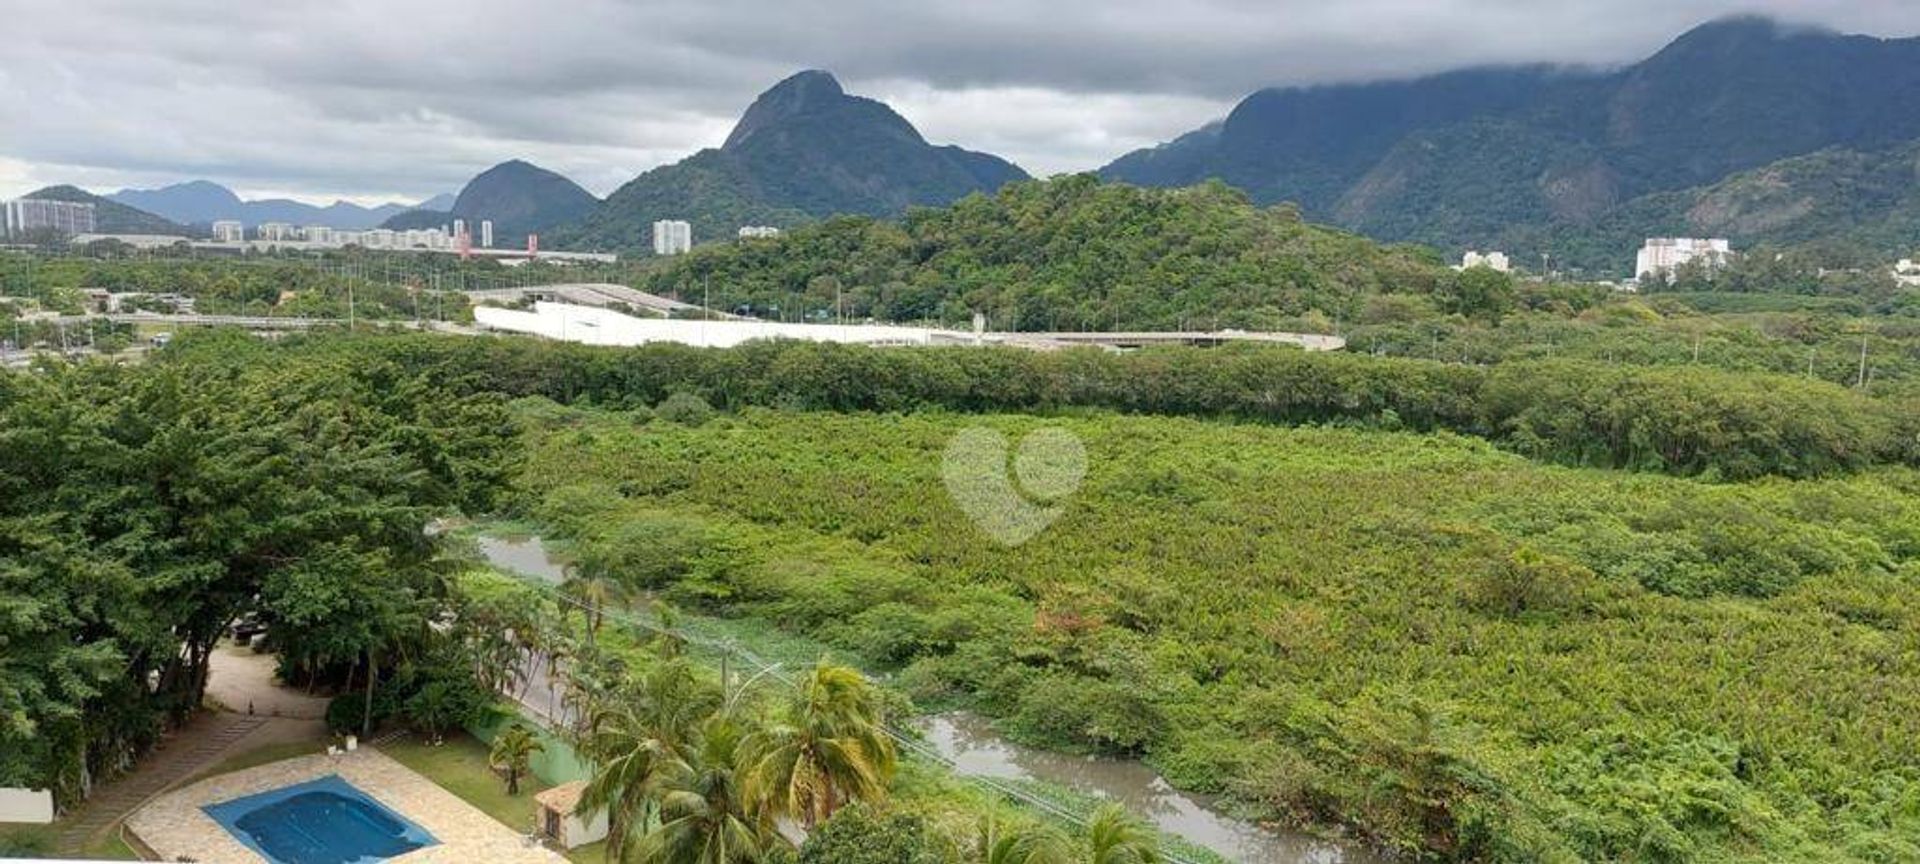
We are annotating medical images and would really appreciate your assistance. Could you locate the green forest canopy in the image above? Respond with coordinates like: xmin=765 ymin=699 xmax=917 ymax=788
xmin=5 ymin=330 xmax=1919 ymax=863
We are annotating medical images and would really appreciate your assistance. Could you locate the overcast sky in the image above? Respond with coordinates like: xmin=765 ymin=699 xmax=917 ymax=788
xmin=1 ymin=0 xmax=1916 ymax=205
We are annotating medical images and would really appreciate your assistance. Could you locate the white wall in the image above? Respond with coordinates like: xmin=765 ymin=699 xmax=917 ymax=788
xmin=474 ymin=302 xmax=968 ymax=348
xmin=0 ymin=787 xmax=54 ymax=823
xmin=563 ymin=808 xmax=609 ymax=848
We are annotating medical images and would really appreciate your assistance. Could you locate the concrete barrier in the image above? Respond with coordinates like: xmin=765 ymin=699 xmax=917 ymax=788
xmin=0 ymin=786 xmax=54 ymax=823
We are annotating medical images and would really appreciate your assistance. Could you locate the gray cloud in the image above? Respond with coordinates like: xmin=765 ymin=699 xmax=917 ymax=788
xmin=1 ymin=0 xmax=1916 ymax=202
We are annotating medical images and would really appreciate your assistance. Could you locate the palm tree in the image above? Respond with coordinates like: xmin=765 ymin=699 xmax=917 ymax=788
xmin=977 ymin=816 xmax=1074 ymax=864
xmin=490 ymin=723 xmax=545 ymax=795
xmin=576 ymin=661 xmax=722 ymax=861
xmin=745 ymin=661 xmax=896 ymax=829
xmin=563 ymin=560 xmax=630 ymax=647
xmin=577 ymin=701 xmax=674 ymax=862
xmin=631 ymin=716 xmax=778 ymax=864
xmin=1086 ymin=804 xmax=1161 ymax=864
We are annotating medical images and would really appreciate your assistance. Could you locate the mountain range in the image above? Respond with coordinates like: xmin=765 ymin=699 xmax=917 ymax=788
xmin=104 ymin=180 xmax=428 ymax=229
xmin=22 ymin=17 xmax=1920 ymax=271
xmin=379 ymin=159 xmax=598 ymax=243
xmin=1100 ymin=16 xmax=1920 ymax=273
xmin=550 ymin=70 xmax=1029 ymax=250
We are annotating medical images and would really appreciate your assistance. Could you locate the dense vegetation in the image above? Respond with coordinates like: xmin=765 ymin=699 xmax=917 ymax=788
xmin=7 ymin=328 xmax=1919 ymax=862
xmin=634 ymin=174 xmax=1920 ymax=338
xmin=641 ymin=176 xmax=1452 ymax=330
xmin=293 ymin=335 xmax=1920 ymax=480
xmin=0 ymin=332 xmax=512 ymax=802
xmin=0 ymin=250 xmax=521 ymax=322
xmin=510 ymin=401 xmax=1920 ymax=862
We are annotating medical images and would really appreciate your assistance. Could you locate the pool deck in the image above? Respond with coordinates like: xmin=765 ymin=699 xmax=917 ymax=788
xmin=127 ymin=747 xmax=567 ymax=864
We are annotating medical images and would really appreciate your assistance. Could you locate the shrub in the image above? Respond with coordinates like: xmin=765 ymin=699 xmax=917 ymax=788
xmin=655 ymin=390 xmax=714 ymax=425
xmin=798 ymin=804 xmax=947 ymax=864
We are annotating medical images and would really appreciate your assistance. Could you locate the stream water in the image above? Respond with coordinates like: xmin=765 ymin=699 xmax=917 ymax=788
xmin=477 ymin=533 xmax=1383 ymax=864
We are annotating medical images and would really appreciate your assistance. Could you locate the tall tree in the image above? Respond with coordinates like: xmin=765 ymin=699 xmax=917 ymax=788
xmin=745 ymin=662 xmax=896 ymax=829
xmin=632 ymin=716 xmax=778 ymax=864
xmin=576 ymin=660 xmax=721 ymax=861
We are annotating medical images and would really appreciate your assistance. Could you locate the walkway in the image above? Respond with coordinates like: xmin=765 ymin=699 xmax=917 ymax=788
xmin=129 ymin=748 xmax=567 ymax=864
xmin=54 ymin=711 xmax=269 ymax=856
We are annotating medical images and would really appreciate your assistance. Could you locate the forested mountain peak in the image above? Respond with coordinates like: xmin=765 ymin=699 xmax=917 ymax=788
xmin=549 ymin=70 xmax=1027 ymax=251
xmin=380 ymin=159 xmax=597 ymax=240
xmin=724 ymin=70 xmax=873 ymax=148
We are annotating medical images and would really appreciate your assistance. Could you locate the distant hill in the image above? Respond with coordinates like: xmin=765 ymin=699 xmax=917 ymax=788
xmin=26 ymin=185 xmax=190 ymax=235
xmin=415 ymin=192 xmax=456 ymax=211
xmin=553 ymin=70 xmax=1029 ymax=251
xmin=1101 ymin=17 xmax=1920 ymax=272
xmin=1508 ymin=142 xmax=1920 ymax=272
xmin=639 ymin=175 xmax=1448 ymax=329
xmin=108 ymin=180 xmax=410 ymax=228
xmin=379 ymin=160 xmax=596 ymax=244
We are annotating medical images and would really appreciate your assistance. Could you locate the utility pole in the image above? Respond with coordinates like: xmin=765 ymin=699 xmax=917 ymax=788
xmin=1856 ymin=332 xmax=1869 ymax=388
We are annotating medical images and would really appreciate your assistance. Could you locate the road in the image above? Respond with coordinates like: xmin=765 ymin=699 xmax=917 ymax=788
xmin=463 ymin=283 xmax=749 ymax=319
xmin=996 ymin=329 xmax=1347 ymax=350
xmin=39 ymin=312 xmax=442 ymax=329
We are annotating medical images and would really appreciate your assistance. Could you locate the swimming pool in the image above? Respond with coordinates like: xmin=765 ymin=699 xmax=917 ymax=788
xmin=202 ymin=774 xmax=437 ymax=864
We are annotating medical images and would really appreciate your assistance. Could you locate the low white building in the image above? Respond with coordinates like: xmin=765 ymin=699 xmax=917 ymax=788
xmin=1460 ymin=250 xmax=1510 ymax=272
xmin=653 ymin=220 xmax=692 ymax=255
xmin=475 ymin=301 xmax=976 ymax=348
xmin=533 ymin=781 xmax=607 ymax=850
xmin=257 ymin=222 xmax=298 ymax=242
xmin=70 ymin=232 xmax=193 ymax=250
xmin=1636 ymin=237 xmax=1731 ymax=281
xmin=738 ymin=225 xmax=781 ymax=240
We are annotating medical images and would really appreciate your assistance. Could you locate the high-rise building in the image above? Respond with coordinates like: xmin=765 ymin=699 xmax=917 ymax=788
xmin=1635 ymin=238 xmax=1731 ymax=281
xmin=480 ymin=220 xmax=494 ymax=248
xmin=303 ymin=225 xmax=334 ymax=245
xmin=653 ymin=220 xmax=692 ymax=256
xmin=452 ymin=218 xmax=466 ymax=240
xmin=211 ymin=220 xmax=245 ymax=243
xmin=257 ymin=222 xmax=297 ymax=242
xmin=3 ymin=198 xmax=96 ymax=238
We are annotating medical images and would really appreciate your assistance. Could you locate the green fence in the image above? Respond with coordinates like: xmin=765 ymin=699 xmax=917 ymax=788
xmin=464 ymin=702 xmax=591 ymax=786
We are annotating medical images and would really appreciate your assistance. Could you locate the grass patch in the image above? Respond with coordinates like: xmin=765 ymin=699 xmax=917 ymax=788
xmin=379 ymin=730 xmax=549 ymax=836
xmin=80 ymin=827 xmax=139 ymax=860
xmin=0 ymin=825 xmax=55 ymax=857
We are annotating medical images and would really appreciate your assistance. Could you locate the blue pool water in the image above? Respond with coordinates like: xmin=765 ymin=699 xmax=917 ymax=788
xmin=203 ymin=774 xmax=437 ymax=864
